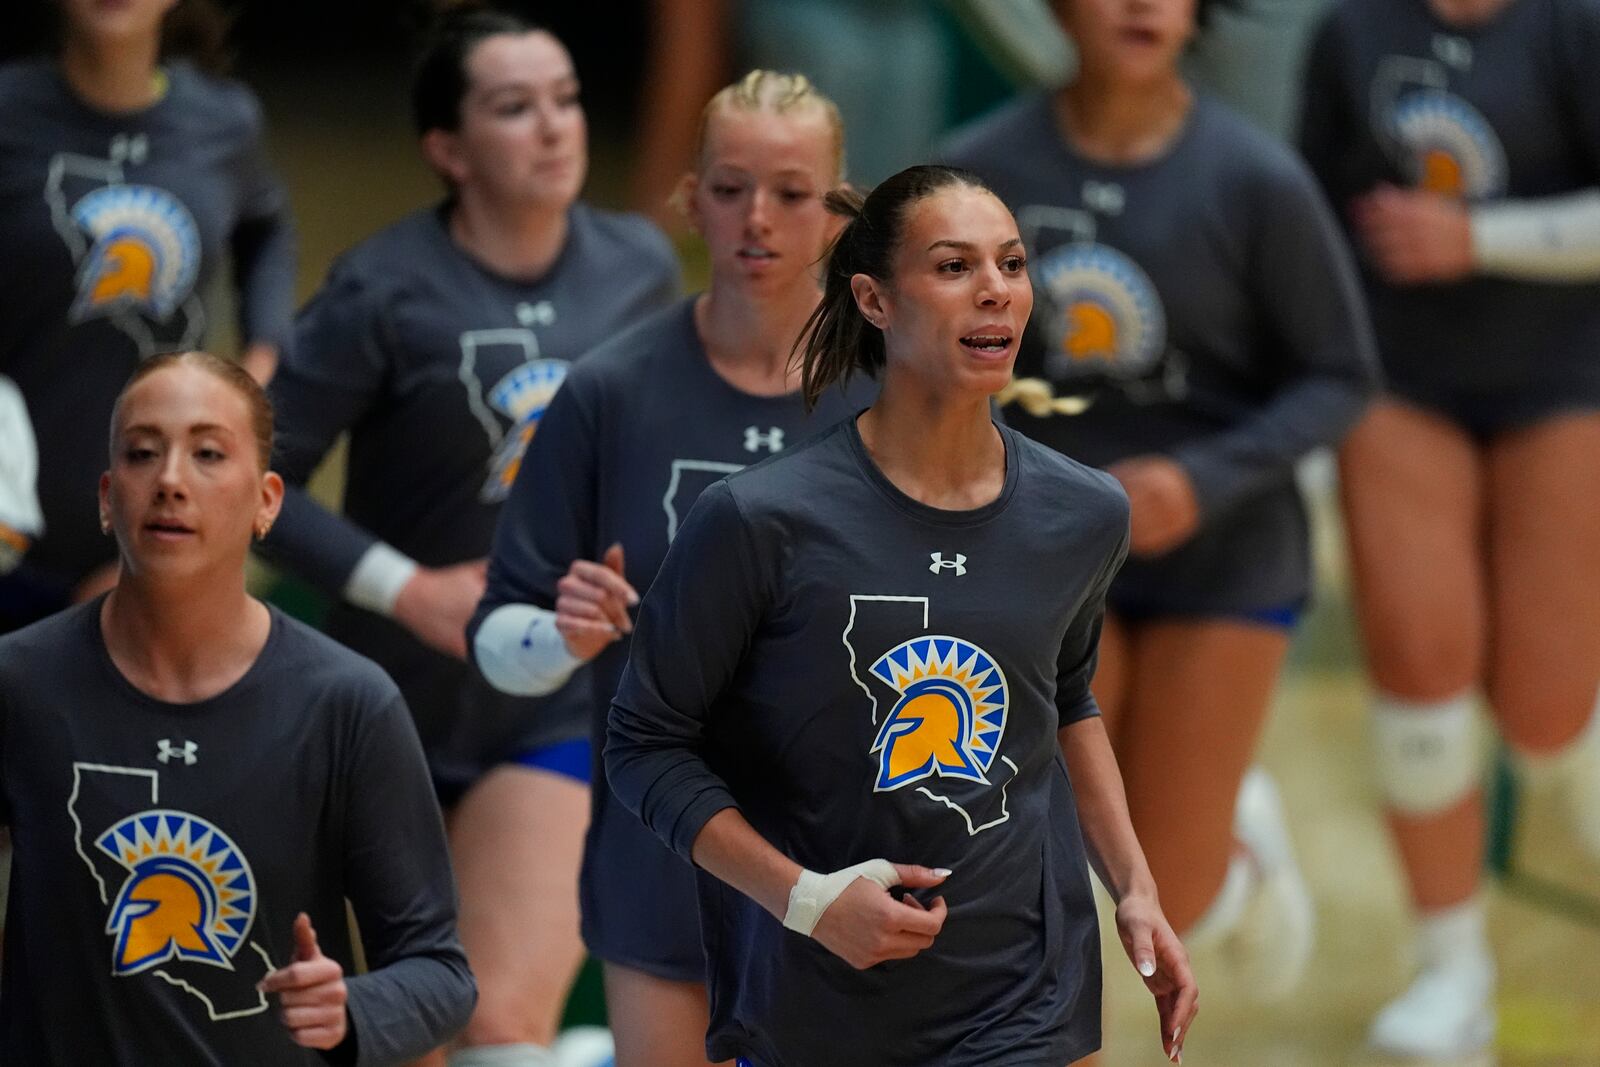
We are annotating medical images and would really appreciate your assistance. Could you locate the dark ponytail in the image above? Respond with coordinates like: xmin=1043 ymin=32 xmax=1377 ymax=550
xmin=796 ymin=164 xmax=991 ymax=410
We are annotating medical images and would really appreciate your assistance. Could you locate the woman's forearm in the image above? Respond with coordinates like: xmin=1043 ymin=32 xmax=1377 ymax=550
xmin=690 ymin=807 xmax=804 ymax=921
xmin=1059 ymin=716 xmax=1160 ymax=904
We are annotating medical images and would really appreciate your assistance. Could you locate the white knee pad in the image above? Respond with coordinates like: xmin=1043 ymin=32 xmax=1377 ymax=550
xmin=1371 ymin=692 xmax=1482 ymax=815
xmin=449 ymin=1044 xmax=553 ymax=1067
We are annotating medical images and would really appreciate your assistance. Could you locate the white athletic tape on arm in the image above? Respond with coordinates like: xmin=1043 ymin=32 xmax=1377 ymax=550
xmin=1371 ymin=692 xmax=1481 ymax=815
xmin=782 ymin=858 xmax=900 ymax=937
xmin=0 ymin=377 xmax=43 ymax=533
xmin=1472 ymin=190 xmax=1600 ymax=282
xmin=474 ymin=603 xmax=582 ymax=697
xmin=343 ymin=542 xmax=419 ymax=617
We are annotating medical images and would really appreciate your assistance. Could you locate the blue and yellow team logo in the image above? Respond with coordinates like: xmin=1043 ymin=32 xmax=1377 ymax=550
xmin=95 ymin=810 xmax=256 ymax=977
xmin=1390 ymin=90 xmax=1507 ymax=200
xmin=480 ymin=358 xmax=569 ymax=503
xmin=69 ymin=184 xmax=200 ymax=324
xmin=869 ymin=636 xmax=1009 ymax=791
xmin=1036 ymin=243 xmax=1165 ymax=382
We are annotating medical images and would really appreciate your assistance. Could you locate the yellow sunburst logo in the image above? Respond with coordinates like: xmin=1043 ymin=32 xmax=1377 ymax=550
xmin=96 ymin=810 xmax=256 ymax=977
xmin=869 ymin=636 xmax=1009 ymax=791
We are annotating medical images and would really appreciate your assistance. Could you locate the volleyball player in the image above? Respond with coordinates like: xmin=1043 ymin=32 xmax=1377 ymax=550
xmin=472 ymin=71 xmax=869 ymax=1067
xmin=0 ymin=0 xmax=295 ymax=632
xmin=1301 ymin=0 xmax=1600 ymax=1055
xmin=260 ymin=10 xmax=679 ymax=1065
xmin=943 ymin=0 xmax=1377 ymax=999
xmin=0 ymin=351 xmax=473 ymax=1064
xmin=605 ymin=164 xmax=1198 ymax=1067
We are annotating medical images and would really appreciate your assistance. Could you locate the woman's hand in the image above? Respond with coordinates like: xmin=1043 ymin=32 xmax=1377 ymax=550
xmin=1352 ymin=183 xmax=1474 ymax=285
xmin=810 ymin=864 xmax=950 ymax=970
xmin=260 ymin=913 xmax=349 ymax=1052
xmin=392 ymin=558 xmax=489 ymax=660
xmin=1108 ymin=455 xmax=1200 ymax=557
xmin=1116 ymin=892 xmax=1199 ymax=1064
xmin=555 ymin=543 xmax=638 ymax=661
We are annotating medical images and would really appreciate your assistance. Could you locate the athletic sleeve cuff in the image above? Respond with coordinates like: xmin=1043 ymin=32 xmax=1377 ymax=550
xmin=473 ymin=603 xmax=583 ymax=697
xmin=668 ymin=788 xmax=740 ymax=863
xmin=343 ymin=542 xmax=418 ymax=617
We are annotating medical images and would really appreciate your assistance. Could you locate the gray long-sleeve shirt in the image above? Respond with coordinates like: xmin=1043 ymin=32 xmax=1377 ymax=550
xmin=0 ymin=600 xmax=475 ymax=1065
xmin=607 ymin=418 xmax=1129 ymax=1066
xmin=1300 ymin=0 xmax=1600 ymax=399
xmin=264 ymin=204 xmax=678 ymax=781
xmin=0 ymin=58 xmax=295 ymax=596
xmin=943 ymin=92 xmax=1377 ymax=612
xmin=470 ymin=297 xmax=870 ymax=977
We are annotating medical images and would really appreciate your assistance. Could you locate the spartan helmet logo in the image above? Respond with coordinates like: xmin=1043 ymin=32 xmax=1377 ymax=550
xmin=96 ymin=811 xmax=256 ymax=977
xmin=1388 ymin=90 xmax=1507 ymax=199
xmin=867 ymin=636 xmax=1009 ymax=793
xmin=68 ymin=185 xmax=200 ymax=323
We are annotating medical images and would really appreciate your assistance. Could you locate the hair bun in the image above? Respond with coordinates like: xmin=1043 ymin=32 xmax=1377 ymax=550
xmin=823 ymin=187 xmax=865 ymax=220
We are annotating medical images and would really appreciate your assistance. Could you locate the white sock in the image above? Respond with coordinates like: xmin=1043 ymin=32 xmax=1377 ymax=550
xmin=449 ymin=1044 xmax=555 ymax=1067
xmin=1182 ymin=849 xmax=1256 ymax=947
xmin=1415 ymin=896 xmax=1492 ymax=974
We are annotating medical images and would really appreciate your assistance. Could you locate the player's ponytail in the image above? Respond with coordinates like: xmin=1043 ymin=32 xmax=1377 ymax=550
xmin=797 ymin=164 xmax=993 ymax=410
xmin=994 ymin=377 xmax=1092 ymax=418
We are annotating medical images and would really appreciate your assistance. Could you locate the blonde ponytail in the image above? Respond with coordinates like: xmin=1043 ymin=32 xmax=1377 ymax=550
xmin=994 ymin=377 xmax=1093 ymax=417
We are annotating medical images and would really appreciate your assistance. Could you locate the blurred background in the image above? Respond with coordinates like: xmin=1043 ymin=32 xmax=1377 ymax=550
xmin=6 ymin=1 xmax=1596 ymax=1064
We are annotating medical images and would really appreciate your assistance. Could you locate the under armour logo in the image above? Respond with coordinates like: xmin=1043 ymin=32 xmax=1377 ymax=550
xmin=516 ymin=301 xmax=556 ymax=327
xmin=1432 ymin=34 xmax=1472 ymax=70
xmin=110 ymin=133 xmax=149 ymax=165
xmin=929 ymin=552 xmax=967 ymax=576
xmin=744 ymin=426 xmax=785 ymax=454
xmin=156 ymin=739 xmax=198 ymax=766
xmin=1082 ymin=180 xmax=1125 ymax=216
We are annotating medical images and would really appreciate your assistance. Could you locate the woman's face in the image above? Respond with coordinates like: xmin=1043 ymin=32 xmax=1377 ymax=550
xmin=438 ymin=31 xmax=588 ymax=211
xmin=688 ymin=106 xmax=841 ymax=295
xmin=100 ymin=364 xmax=281 ymax=584
xmin=59 ymin=0 xmax=179 ymax=49
xmin=860 ymin=186 xmax=1033 ymax=400
xmin=1055 ymin=0 xmax=1196 ymax=85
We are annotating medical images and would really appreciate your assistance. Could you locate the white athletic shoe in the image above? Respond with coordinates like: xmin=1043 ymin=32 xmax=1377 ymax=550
xmin=551 ymin=1026 xmax=615 ymax=1067
xmin=1368 ymin=951 xmax=1496 ymax=1060
xmin=1227 ymin=767 xmax=1316 ymax=1001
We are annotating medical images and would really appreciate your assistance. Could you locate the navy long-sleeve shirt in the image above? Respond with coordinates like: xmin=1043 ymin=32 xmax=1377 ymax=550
xmin=0 ymin=600 xmax=475 ymax=1065
xmin=608 ymin=418 xmax=1129 ymax=1066
xmin=0 ymin=58 xmax=295 ymax=599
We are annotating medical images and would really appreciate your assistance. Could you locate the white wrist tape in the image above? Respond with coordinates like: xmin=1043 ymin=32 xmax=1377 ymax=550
xmin=344 ymin=542 xmax=419 ymax=617
xmin=0 ymin=376 xmax=43 ymax=535
xmin=782 ymin=858 xmax=900 ymax=937
xmin=474 ymin=603 xmax=582 ymax=697
xmin=1471 ymin=190 xmax=1600 ymax=282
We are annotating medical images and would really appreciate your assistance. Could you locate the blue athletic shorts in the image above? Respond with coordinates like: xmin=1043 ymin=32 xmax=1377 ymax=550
xmin=1109 ymin=599 xmax=1303 ymax=631
xmin=509 ymin=736 xmax=592 ymax=785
